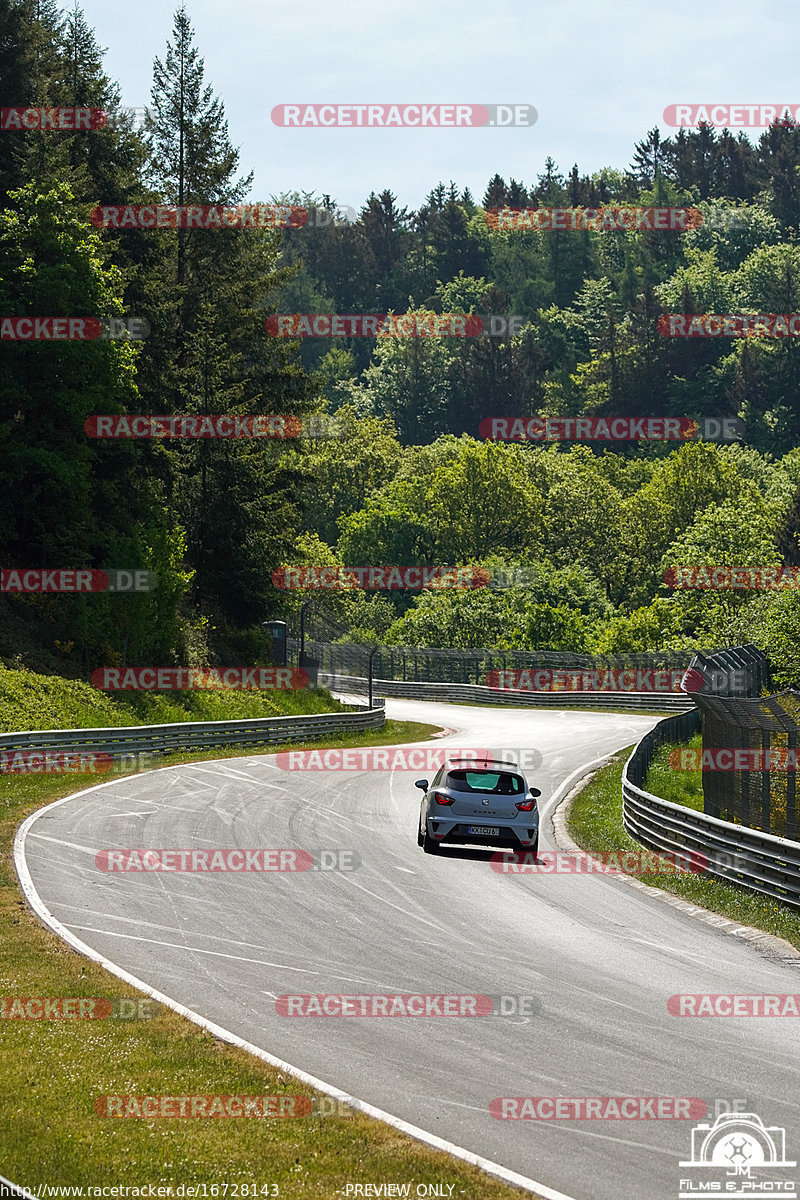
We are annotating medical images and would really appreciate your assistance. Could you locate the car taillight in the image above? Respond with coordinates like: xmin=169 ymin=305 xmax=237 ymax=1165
xmin=515 ymin=799 xmax=536 ymax=811
xmin=433 ymin=792 xmax=454 ymax=806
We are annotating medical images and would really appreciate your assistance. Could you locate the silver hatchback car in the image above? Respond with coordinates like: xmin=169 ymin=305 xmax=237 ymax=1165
xmin=416 ymin=758 xmax=541 ymax=854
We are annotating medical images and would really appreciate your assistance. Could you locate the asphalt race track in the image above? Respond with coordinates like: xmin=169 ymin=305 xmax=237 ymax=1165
xmin=18 ymin=699 xmax=800 ymax=1200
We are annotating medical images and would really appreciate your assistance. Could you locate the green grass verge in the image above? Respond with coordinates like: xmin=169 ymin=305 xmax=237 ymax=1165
xmin=644 ymin=734 xmax=704 ymax=811
xmin=1 ymin=717 xmax=535 ymax=1198
xmin=566 ymin=749 xmax=800 ymax=950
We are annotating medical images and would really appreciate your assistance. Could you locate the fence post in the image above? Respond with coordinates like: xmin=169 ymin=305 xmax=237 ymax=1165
xmin=368 ymin=647 xmax=378 ymax=710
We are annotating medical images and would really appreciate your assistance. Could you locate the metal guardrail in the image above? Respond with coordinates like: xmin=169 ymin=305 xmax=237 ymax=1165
xmin=321 ymin=673 xmax=693 ymax=711
xmin=0 ymin=705 xmax=385 ymax=761
xmin=623 ymin=710 xmax=800 ymax=912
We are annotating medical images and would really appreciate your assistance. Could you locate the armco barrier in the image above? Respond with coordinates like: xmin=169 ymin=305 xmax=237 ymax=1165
xmin=622 ymin=710 xmax=800 ymax=912
xmin=321 ymin=673 xmax=693 ymax=712
xmin=0 ymin=705 xmax=384 ymax=762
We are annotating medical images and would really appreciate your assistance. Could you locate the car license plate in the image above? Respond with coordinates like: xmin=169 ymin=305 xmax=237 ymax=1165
xmin=467 ymin=826 xmax=500 ymax=836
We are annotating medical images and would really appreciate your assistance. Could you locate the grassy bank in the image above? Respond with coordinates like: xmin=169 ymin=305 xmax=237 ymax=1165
xmin=566 ymin=749 xmax=800 ymax=950
xmin=0 ymin=662 xmax=348 ymax=733
xmin=643 ymin=732 xmax=704 ymax=811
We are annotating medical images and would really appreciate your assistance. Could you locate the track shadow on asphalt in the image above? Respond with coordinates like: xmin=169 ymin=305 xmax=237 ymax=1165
xmin=422 ymin=844 xmax=526 ymax=863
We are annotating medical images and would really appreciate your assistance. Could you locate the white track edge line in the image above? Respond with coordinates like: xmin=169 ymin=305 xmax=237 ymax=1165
xmin=14 ymin=786 xmax=577 ymax=1200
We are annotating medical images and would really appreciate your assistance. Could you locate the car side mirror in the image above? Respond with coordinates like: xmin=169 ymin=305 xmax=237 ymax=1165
xmin=415 ymin=779 xmax=429 ymax=791
xmin=529 ymin=787 xmax=541 ymax=798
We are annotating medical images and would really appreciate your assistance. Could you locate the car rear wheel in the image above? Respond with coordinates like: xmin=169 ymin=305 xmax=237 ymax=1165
xmin=422 ymin=826 xmax=440 ymax=854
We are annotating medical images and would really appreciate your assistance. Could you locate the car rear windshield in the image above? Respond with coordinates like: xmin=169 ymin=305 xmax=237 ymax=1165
xmin=446 ymin=770 xmax=525 ymax=794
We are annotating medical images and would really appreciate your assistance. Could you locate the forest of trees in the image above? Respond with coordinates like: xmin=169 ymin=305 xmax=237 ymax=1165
xmin=3 ymin=0 xmax=800 ymax=686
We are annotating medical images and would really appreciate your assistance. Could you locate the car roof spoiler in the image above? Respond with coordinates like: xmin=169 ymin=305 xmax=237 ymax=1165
xmin=445 ymin=758 xmax=522 ymax=770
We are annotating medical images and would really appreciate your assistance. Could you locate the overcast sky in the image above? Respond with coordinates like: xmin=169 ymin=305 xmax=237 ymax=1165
xmin=79 ymin=0 xmax=797 ymax=211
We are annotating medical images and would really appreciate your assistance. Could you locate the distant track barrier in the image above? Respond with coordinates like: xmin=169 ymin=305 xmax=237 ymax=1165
xmin=320 ymin=673 xmax=693 ymax=711
xmin=0 ymin=704 xmax=385 ymax=766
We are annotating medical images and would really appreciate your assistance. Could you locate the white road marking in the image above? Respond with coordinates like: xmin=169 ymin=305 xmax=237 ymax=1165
xmin=62 ymin=924 xmax=323 ymax=972
xmin=28 ymin=832 xmax=100 ymax=856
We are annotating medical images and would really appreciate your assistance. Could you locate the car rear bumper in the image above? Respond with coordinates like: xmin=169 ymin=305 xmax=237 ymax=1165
xmin=425 ymin=816 xmax=539 ymax=848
